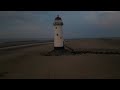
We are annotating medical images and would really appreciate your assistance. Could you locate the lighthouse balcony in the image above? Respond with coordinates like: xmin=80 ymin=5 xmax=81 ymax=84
xmin=53 ymin=22 xmax=63 ymax=26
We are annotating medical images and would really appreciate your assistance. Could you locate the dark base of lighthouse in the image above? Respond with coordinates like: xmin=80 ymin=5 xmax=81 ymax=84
xmin=54 ymin=47 xmax=64 ymax=50
xmin=45 ymin=46 xmax=75 ymax=56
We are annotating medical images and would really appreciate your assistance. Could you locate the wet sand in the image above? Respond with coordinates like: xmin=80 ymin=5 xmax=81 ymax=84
xmin=0 ymin=39 xmax=120 ymax=79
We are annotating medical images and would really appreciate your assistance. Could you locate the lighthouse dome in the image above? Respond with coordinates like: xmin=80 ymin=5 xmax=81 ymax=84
xmin=53 ymin=15 xmax=63 ymax=26
xmin=55 ymin=15 xmax=62 ymax=20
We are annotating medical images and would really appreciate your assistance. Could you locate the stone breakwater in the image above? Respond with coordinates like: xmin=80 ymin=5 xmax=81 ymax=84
xmin=43 ymin=45 xmax=120 ymax=56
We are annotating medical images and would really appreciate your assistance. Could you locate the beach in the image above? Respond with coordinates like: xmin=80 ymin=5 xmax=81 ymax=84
xmin=0 ymin=39 xmax=120 ymax=79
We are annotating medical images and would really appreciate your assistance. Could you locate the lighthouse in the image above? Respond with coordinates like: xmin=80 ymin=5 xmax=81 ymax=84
xmin=53 ymin=15 xmax=64 ymax=50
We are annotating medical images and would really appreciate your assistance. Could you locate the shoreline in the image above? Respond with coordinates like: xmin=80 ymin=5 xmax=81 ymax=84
xmin=0 ymin=40 xmax=53 ymax=48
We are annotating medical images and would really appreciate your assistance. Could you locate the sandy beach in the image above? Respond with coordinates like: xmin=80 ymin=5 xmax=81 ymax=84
xmin=0 ymin=39 xmax=120 ymax=79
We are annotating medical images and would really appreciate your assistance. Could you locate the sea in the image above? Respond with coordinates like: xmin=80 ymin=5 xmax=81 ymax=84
xmin=0 ymin=38 xmax=53 ymax=48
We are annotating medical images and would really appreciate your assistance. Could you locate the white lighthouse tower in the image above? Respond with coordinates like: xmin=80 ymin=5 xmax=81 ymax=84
xmin=53 ymin=15 xmax=64 ymax=50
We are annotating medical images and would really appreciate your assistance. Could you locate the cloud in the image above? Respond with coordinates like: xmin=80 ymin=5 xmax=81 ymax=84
xmin=0 ymin=11 xmax=55 ymax=39
xmin=0 ymin=11 xmax=120 ymax=39
xmin=85 ymin=11 xmax=120 ymax=28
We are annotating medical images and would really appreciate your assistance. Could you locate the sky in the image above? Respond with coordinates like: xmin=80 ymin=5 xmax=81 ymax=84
xmin=0 ymin=11 xmax=120 ymax=40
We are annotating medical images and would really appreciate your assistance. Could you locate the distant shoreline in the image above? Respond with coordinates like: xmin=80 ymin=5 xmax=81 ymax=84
xmin=0 ymin=38 xmax=120 ymax=48
xmin=0 ymin=40 xmax=53 ymax=48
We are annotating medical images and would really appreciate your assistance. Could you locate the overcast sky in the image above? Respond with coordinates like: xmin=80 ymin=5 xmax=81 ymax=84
xmin=0 ymin=11 xmax=120 ymax=40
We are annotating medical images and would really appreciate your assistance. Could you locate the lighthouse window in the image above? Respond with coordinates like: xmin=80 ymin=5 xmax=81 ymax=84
xmin=56 ymin=34 xmax=58 ymax=36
